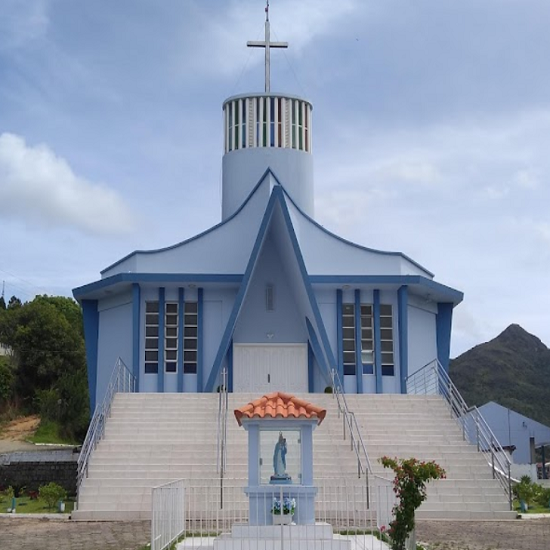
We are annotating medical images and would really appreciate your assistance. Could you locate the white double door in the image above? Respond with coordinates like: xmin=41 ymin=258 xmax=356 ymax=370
xmin=233 ymin=344 xmax=308 ymax=393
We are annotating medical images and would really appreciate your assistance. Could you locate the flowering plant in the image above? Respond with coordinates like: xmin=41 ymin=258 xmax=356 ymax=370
xmin=380 ymin=456 xmax=446 ymax=550
xmin=271 ymin=496 xmax=296 ymax=515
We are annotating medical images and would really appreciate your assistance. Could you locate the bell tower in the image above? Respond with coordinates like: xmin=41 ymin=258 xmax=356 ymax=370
xmin=221 ymin=1 xmax=314 ymax=220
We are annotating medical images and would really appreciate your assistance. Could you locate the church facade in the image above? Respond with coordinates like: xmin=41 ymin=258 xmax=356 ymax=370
xmin=73 ymin=15 xmax=462 ymax=412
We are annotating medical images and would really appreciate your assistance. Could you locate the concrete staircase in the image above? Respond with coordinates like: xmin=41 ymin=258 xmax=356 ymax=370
xmin=73 ymin=392 xmax=515 ymax=520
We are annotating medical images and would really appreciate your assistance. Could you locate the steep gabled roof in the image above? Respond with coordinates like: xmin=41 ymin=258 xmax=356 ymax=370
xmin=234 ymin=391 xmax=326 ymax=426
xmin=204 ymin=184 xmax=337 ymax=391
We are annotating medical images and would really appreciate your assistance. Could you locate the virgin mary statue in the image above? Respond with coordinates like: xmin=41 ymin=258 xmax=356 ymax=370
xmin=271 ymin=432 xmax=291 ymax=482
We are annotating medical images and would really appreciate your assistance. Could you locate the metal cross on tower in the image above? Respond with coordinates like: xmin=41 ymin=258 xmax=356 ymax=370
xmin=247 ymin=0 xmax=288 ymax=93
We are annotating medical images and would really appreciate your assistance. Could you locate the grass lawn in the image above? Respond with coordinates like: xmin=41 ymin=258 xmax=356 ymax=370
xmin=513 ymin=499 xmax=550 ymax=514
xmin=28 ymin=419 xmax=79 ymax=446
xmin=0 ymin=494 xmax=75 ymax=514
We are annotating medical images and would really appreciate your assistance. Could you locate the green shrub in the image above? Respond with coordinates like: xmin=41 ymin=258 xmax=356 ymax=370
xmin=3 ymin=486 xmax=14 ymax=501
xmin=39 ymin=482 xmax=67 ymax=509
xmin=513 ymin=476 xmax=541 ymax=507
xmin=324 ymin=386 xmax=333 ymax=393
xmin=535 ymin=486 xmax=550 ymax=507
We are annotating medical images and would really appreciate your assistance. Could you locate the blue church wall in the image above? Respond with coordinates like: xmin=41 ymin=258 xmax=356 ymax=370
xmin=233 ymin=233 xmax=306 ymax=344
xmin=101 ymin=173 xmax=273 ymax=279
xmin=407 ymin=300 xmax=438 ymax=376
xmin=286 ymin=199 xmax=432 ymax=278
xmin=222 ymin=148 xmax=314 ymax=221
xmin=82 ymin=300 xmax=99 ymax=412
xmin=202 ymin=295 xmax=227 ymax=391
xmin=475 ymin=402 xmax=550 ymax=465
xmin=436 ymin=302 xmax=453 ymax=372
xmin=96 ymin=294 xmax=133 ymax=407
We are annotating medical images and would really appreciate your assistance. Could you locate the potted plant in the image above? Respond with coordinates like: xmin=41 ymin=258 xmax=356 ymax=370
xmin=271 ymin=496 xmax=296 ymax=525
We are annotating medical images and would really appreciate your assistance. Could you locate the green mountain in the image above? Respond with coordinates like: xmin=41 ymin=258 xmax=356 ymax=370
xmin=449 ymin=324 xmax=550 ymax=427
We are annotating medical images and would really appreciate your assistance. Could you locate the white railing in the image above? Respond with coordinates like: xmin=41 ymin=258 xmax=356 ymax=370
xmin=331 ymin=368 xmax=373 ymax=479
xmin=172 ymin=476 xmax=394 ymax=549
xmin=77 ymin=357 xmax=135 ymax=501
xmin=406 ymin=359 xmax=513 ymax=509
xmin=151 ymin=479 xmax=186 ymax=550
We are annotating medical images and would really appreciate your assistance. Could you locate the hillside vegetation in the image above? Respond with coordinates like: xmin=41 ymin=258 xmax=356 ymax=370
xmin=0 ymin=295 xmax=89 ymax=442
xmin=450 ymin=324 xmax=550 ymax=427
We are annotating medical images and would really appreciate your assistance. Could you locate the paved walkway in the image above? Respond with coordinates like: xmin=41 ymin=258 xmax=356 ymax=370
xmin=416 ymin=518 xmax=550 ymax=550
xmin=1 ymin=517 xmax=549 ymax=550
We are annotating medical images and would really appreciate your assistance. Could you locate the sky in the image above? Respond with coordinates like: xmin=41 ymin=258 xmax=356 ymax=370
xmin=0 ymin=0 xmax=549 ymax=358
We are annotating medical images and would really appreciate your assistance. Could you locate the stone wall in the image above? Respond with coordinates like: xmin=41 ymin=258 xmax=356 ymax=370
xmin=0 ymin=450 xmax=78 ymax=495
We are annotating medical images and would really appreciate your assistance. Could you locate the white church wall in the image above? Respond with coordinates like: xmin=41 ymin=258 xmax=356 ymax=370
xmin=96 ymin=297 xmax=133 ymax=408
xmin=407 ymin=303 xmax=437 ymax=376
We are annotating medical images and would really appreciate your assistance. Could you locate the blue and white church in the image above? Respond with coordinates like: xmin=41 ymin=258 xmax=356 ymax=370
xmin=73 ymin=8 xmax=463 ymax=412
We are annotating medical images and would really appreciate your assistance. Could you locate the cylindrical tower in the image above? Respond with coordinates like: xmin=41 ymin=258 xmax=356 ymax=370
xmin=221 ymin=92 xmax=314 ymax=220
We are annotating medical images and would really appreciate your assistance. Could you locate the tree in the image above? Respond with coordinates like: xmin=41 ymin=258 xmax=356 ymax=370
xmin=0 ymin=356 xmax=15 ymax=407
xmin=7 ymin=296 xmax=22 ymax=309
xmin=0 ymin=296 xmax=6 ymax=310
xmin=12 ymin=299 xmax=85 ymax=400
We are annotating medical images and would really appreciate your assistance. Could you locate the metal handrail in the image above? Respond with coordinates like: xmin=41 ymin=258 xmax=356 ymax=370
xmin=77 ymin=357 xmax=135 ymax=502
xmin=406 ymin=359 xmax=513 ymax=509
xmin=216 ymin=368 xmax=228 ymax=475
xmin=331 ymin=369 xmax=373 ymax=477
xmin=216 ymin=369 xmax=229 ymax=509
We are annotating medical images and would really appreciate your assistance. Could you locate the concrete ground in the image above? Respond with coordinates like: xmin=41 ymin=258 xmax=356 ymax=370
xmin=0 ymin=517 xmax=549 ymax=550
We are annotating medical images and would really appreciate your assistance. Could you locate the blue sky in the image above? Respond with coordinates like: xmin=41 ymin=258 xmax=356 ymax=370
xmin=1 ymin=0 xmax=549 ymax=357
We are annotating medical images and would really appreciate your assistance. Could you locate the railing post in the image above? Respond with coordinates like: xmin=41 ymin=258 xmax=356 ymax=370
xmin=343 ymin=412 xmax=346 ymax=441
xmin=491 ymin=437 xmax=496 ymax=479
xmin=508 ymin=462 xmax=514 ymax=510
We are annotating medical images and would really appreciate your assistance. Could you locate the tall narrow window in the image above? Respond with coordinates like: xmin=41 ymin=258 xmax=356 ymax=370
xmin=291 ymin=100 xmax=297 ymax=149
xmin=304 ymin=106 xmax=309 ymax=152
xmin=380 ymin=304 xmax=394 ymax=376
xmin=165 ymin=302 xmax=178 ymax=373
xmin=255 ymin=97 xmax=261 ymax=147
xmin=262 ymin=97 xmax=268 ymax=147
xmin=183 ymin=302 xmax=198 ymax=374
xmin=144 ymin=301 xmax=159 ymax=374
xmin=342 ymin=303 xmax=356 ymax=375
xmin=298 ymin=103 xmax=303 ymax=150
xmin=266 ymin=284 xmax=275 ymax=311
xmin=228 ymin=102 xmax=233 ymax=151
xmin=360 ymin=304 xmax=374 ymax=375
xmin=270 ymin=97 xmax=275 ymax=146
xmin=277 ymin=98 xmax=282 ymax=147
xmin=234 ymin=101 xmax=240 ymax=150
xmin=241 ymin=100 xmax=247 ymax=148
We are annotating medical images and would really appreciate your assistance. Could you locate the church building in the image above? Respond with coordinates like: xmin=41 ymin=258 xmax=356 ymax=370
xmin=73 ymin=6 xmax=463 ymax=412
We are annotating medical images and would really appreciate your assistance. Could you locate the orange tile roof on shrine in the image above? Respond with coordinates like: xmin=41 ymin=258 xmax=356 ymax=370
xmin=234 ymin=392 xmax=326 ymax=426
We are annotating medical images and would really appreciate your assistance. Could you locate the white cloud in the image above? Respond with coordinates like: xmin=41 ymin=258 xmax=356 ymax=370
xmin=0 ymin=133 xmax=135 ymax=236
